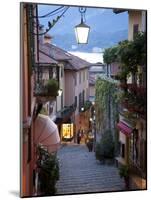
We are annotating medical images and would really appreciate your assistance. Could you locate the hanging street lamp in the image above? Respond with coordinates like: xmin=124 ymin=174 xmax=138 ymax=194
xmin=74 ymin=7 xmax=90 ymax=44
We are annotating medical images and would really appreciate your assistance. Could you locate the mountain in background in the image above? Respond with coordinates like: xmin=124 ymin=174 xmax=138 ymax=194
xmin=52 ymin=29 xmax=128 ymax=52
xmin=39 ymin=6 xmax=128 ymax=52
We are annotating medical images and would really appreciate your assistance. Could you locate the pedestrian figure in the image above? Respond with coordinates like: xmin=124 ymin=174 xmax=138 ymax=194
xmin=86 ymin=138 xmax=93 ymax=152
xmin=77 ymin=129 xmax=82 ymax=144
xmin=86 ymin=130 xmax=94 ymax=152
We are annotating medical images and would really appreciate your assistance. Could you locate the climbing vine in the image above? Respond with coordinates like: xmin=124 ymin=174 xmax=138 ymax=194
xmin=95 ymin=76 xmax=119 ymax=135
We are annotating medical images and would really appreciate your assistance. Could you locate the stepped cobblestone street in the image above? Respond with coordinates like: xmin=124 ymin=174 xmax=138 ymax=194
xmin=56 ymin=143 xmax=125 ymax=195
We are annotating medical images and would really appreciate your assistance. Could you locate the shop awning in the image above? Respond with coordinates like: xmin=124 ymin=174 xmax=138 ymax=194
xmin=117 ymin=121 xmax=133 ymax=136
xmin=35 ymin=114 xmax=60 ymax=153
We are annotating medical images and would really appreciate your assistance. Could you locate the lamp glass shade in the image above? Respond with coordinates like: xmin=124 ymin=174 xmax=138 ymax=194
xmin=74 ymin=22 xmax=90 ymax=44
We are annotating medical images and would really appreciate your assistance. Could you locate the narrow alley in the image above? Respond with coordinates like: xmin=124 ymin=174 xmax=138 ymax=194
xmin=56 ymin=143 xmax=125 ymax=195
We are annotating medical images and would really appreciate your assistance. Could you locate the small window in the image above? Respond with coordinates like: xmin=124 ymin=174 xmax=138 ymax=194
xmin=74 ymin=96 xmax=77 ymax=108
xmin=75 ymin=73 xmax=77 ymax=86
xmin=79 ymin=93 xmax=82 ymax=112
xmin=83 ymin=70 xmax=85 ymax=82
xmin=82 ymin=90 xmax=85 ymax=105
xmin=61 ymin=68 xmax=63 ymax=77
xmin=121 ymin=143 xmax=125 ymax=158
xmin=133 ymin=24 xmax=139 ymax=38
xmin=79 ymin=72 xmax=81 ymax=84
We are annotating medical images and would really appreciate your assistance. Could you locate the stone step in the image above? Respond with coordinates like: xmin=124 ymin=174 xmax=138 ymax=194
xmin=56 ymin=144 xmax=124 ymax=195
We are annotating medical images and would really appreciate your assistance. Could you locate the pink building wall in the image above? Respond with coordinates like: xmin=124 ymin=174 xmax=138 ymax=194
xmin=110 ymin=62 xmax=120 ymax=76
xmin=64 ymin=71 xmax=75 ymax=106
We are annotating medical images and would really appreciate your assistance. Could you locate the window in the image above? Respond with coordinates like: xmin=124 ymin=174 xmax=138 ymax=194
xmin=79 ymin=71 xmax=81 ymax=84
xmin=133 ymin=24 xmax=139 ymax=38
xmin=79 ymin=93 xmax=82 ymax=112
xmin=74 ymin=96 xmax=77 ymax=108
xmin=61 ymin=93 xmax=63 ymax=109
xmin=61 ymin=68 xmax=63 ymax=77
xmin=82 ymin=90 xmax=85 ymax=105
xmin=121 ymin=143 xmax=125 ymax=158
xmin=49 ymin=68 xmax=53 ymax=79
xmin=86 ymin=70 xmax=88 ymax=81
xmin=130 ymin=129 xmax=139 ymax=164
xmin=75 ymin=73 xmax=77 ymax=86
xmin=83 ymin=70 xmax=85 ymax=82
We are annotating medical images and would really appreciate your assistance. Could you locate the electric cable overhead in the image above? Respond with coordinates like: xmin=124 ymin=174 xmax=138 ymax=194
xmin=31 ymin=6 xmax=70 ymax=36
xmin=32 ymin=6 xmax=65 ymax=18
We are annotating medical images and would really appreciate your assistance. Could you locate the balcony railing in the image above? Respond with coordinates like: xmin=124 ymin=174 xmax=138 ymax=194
xmin=34 ymin=78 xmax=59 ymax=103
xmin=119 ymin=83 xmax=146 ymax=96
xmin=34 ymin=64 xmax=60 ymax=102
xmin=118 ymin=106 xmax=138 ymax=126
xmin=119 ymin=83 xmax=146 ymax=117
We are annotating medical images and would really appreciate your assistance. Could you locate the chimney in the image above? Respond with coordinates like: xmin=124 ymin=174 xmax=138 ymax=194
xmin=44 ymin=34 xmax=53 ymax=44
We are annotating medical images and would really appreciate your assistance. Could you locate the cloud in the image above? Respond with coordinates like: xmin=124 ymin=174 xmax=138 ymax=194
xmin=71 ymin=45 xmax=78 ymax=50
xmin=86 ymin=9 xmax=106 ymax=20
xmin=92 ymin=47 xmax=103 ymax=53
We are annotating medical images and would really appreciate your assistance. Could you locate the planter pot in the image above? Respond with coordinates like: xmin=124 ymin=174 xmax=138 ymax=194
xmin=36 ymin=96 xmax=56 ymax=104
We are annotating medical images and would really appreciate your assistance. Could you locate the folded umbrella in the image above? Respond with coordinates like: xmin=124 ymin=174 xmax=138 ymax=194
xmin=35 ymin=114 xmax=60 ymax=153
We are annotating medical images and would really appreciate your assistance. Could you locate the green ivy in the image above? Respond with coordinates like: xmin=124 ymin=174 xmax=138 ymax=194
xmin=95 ymin=76 xmax=119 ymax=133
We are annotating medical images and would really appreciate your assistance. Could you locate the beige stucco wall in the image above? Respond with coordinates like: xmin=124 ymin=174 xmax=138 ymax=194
xmin=75 ymin=69 xmax=89 ymax=115
xmin=56 ymin=65 xmax=64 ymax=111
xmin=128 ymin=10 xmax=143 ymax=41
xmin=62 ymin=68 xmax=89 ymax=134
xmin=119 ymin=131 xmax=126 ymax=144
xmin=64 ymin=71 xmax=75 ymax=106
xmin=89 ymin=85 xmax=95 ymax=97
xmin=61 ymin=68 xmax=89 ymax=114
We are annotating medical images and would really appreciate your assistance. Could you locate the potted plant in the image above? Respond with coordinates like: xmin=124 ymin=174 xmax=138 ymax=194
xmin=95 ymin=130 xmax=115 ymax=164
xmin=119 ymin=165 xmax=130 ymax=189
xmin=46 ymin=79 xmax=59 ymax=97
xmin=35 ymin=79 xmax=59 ymax=103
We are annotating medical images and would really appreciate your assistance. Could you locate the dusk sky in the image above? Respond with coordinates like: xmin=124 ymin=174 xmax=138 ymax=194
xmin=38 ymin=4 xmax=128 ymax=52
xmin=38 ymin=4 xmax=128 ymax=35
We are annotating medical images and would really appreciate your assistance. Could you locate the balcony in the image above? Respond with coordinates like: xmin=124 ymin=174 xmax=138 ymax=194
xmin=118 ymin=106 xmax=138 ymax=126
xmin=34 ymin=64 xmax=60 ymax=102
xmin=122 ymin=100 xmax=146 ymax=116
xmin=119 ymin=82 xmax=146 ymax=118
xmin=119 ymin=83 xmax=146 ymax=96
xmin=34 ymin=78 xmax=59 ymax=103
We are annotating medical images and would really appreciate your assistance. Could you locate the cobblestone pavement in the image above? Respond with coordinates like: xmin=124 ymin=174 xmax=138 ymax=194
xmin=56 ymin=143 xmax=125 ymax=195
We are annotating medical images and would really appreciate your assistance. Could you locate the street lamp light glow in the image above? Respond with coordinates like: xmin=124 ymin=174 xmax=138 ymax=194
xmin=89 ymin=117 xmax=93 ymax=122
xmin=58 ymin=89 xmax=62 ymax=96
xmin=92 ymin=101 xmax=95 ymax=105
xmin=81 ymin=107 xmax=84 ymax=111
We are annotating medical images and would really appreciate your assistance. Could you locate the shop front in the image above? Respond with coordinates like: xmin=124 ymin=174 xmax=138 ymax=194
xmin=61 ymin=123 xmax=75 ymax=142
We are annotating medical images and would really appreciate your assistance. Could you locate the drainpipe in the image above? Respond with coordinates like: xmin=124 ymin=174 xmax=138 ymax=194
xmin=35 ymin=5 xmax=40 ymax=83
